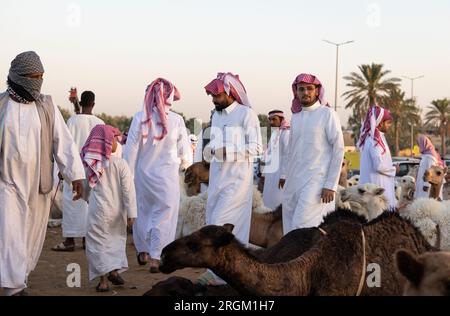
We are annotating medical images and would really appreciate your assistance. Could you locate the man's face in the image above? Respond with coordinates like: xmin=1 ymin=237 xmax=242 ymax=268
xmin=379 ymin=119 xmax=393 ymax=133
xmin=24 ymin=72 xmax=44 ymax=80
xmin=269 ymin=116 xmax=282 ymax=128
xmin=212 ymin=92 xmax=234 ymax=111
xmin=112 ymin=137 xmax=118 ymax=153
xmin=296 ymin=83 xmax=319 ymax=106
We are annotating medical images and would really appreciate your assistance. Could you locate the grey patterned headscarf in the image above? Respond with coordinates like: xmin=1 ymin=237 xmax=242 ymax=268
xmin=8 ymin=51 xmax=44 ymax=102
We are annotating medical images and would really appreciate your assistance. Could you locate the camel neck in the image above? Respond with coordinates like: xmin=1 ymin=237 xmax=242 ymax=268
xmin=212 ymin=240 xmax=315 ymax=296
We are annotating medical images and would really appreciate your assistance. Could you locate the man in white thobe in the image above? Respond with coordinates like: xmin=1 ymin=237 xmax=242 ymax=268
xmin=260 ymin=110 xmax=290 ymax=209
xmin=0 ymin=51 xmax=85 ymax=296
xmin=281 ymin=73 xmax=344 ymax=234
xmin=124 ymin=78 xmax=191 ymax=273
xmin=53 ymin=91 xmax=104 ymax=251
xmin=358 ymin=106 xmax=397 ymax=208
xmin=201 ymin=72 xmax=262 ymax=285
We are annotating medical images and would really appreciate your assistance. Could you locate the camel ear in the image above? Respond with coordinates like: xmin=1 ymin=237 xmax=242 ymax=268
xmin=213 ymin=231 xmax=234 ymax=248
xmin=223 ymin=224 xmax=235 ymax=233
xmin=396 ymin=250 xmax=424 ymax=287
xmin=374 ymin=187 xmax=385 ymax=196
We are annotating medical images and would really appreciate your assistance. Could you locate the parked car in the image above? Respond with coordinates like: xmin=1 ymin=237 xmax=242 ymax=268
xmin=393 ymin=159 xmax=420 ymax=177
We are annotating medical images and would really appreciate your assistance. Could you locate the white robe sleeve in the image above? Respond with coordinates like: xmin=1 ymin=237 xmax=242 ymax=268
xmin=279 ymin=129 xmax=290 ymax=180
xmin=177 ymin=117 xmax=193 ymax=170
xmin=52 ymin=104 xmax=85 ymax=182
xmin=226 ymin=110 xmax=262 ymax=161
xmin=323 ymin=111 xmax=345 ymax=191
xmin=123 ymin=112 xmax=142 ymax=177
xmin=368 ymin=143 xmax=396 ymax=178
xmin=119 ymin=160 xmax=137 ymax=218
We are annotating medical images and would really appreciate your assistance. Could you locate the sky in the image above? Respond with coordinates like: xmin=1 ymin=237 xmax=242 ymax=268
xmin=1 ymin=0 xmax=450 ymax=127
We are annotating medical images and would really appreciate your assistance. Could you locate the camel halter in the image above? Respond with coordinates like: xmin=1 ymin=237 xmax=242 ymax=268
xmin=356 ymin=229 xmax=367 ymax=296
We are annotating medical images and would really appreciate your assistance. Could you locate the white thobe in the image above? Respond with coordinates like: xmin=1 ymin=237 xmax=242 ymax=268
xmin=85 ymin=157 xmax=137 ymax=280
xmin=62 ymin=114 xmax=104 ymax=238
xmin=359 ymin=134 xmax=397 ymax=208
xmin=206 ymin=102 xmax=262 ymax=245
xmin=282 ymin=102 xmax=344 ymax=234
xmin=415 ymin=154 xmax=443 ymax=199
xmin=0 ymin=99 xmax=85 ymax=291
xmin=262 ymin=128 xmax=290 ymax=209
xmin=124 ymin=110 xmax=191 ymax=260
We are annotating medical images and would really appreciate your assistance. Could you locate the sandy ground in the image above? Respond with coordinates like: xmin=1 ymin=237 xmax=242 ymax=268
xmin=24 ymin=227 xmax=205 ymax=296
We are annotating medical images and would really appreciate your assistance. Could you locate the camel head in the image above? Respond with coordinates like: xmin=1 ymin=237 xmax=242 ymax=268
xmin=184 ymin=161 xmax=210 ymax=196
xmin=160 ymin=224 xmax=235 ymax=274
xmin=398 ymin=176 xmax=416 ymax=203
xmin=423 ymin=165 xmax=447 ymax=186
xmin=347 ymin=175 xmax=360 ymax=187
xmin=396 ymin=250 xmax=450 ymax=296
xmin=339 ymin=159 xmax=351 ymax=188
xmin=340 ymin=183 xmax=389 ymax=221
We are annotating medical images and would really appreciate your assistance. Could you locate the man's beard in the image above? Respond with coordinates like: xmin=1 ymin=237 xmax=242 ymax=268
xmin=214 ymin=102 xmax=228 ymax=111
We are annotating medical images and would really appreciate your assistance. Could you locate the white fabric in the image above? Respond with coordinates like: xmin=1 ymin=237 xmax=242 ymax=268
xmin=415 ymin=154 xmax=443 ymax=199
xmin=359 ymin=133 xmax=397 ymax=208
xmin=62 ymin=115 xmax=104 ymax=238
xmin=0 ymin=99 xmax=85 ymax=290
xmin=206 ymin=102 xmax=262 ymax=244
xmin=124 ymin=110 xmax=191 ymax=260
xmin=85 ymin=156 xmax=137 ymax=280
xmin=282 ymin=101 xmax=344 ymax=234
xmin=262 ymin=128 xmax=290 ymax=209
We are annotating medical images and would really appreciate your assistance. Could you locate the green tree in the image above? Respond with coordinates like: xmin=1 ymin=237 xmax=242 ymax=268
xmin=424 ymin=98 xmax=450 ymax=156
xmin=57 ymin=106 xmax=71 ymax=122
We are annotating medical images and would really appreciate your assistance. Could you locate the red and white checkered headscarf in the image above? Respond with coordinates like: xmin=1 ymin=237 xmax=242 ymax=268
xmin=357 ymin=106 xmax=393 ymax=154
xmin=204 ymin=72 xmax=250 ymax=107
xmin=418 ymin=134 xmax=444 ymax=167
xmin=291 ymin=73 xmax=330 ymax=113
xmin=268 ymin=110 xmax=290 ymax=130
xmin=81 ymin=124 xmax=122 ymax=187
xmin=141 ymin=78 xmax=180 ymax=145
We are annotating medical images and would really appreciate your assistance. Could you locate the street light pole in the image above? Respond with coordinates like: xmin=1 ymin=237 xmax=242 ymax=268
xmin=402 ymin=75 xmax=424 ymax=157
xmin=323 ymin=39 xmax=354 ymax=112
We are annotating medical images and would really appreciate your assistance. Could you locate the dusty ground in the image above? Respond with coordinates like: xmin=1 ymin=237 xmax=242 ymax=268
xmin=25 ymin=227 xmax=205 ymax=296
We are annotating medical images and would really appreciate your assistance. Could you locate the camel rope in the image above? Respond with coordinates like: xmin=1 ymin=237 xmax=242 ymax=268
xmin=356 ymin=228 xmax=366 ymax=296
xmin=50 ymin=179 xmax=62 ymax=212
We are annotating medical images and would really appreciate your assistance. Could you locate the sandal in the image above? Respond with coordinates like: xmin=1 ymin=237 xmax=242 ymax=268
xmin=137 ymin=252 xmax=148 ymax=266
xmin=107 ymin=273 xmax=125 ymax=286
xmin=96 ymin=283 xmax=110 ymax=292
xmin=149 ymin=259 xmax=160 ymax=274
xmin=51 ymin=242 xmax=75 ymax=252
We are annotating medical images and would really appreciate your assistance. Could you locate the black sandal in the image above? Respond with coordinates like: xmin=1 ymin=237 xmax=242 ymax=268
xmin=137 ymin=252 xmax=148 ymax=266
xmin=107 ymin=273 xmax=125 ymax=286
xmin=95 ymin=283 xmax=110 ymax=292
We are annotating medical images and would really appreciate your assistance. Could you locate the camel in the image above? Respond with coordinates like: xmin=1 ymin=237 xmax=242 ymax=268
xmin=160 ymin=211 xmax=434 ymax=296
xmin=184 ymin=161 xmax=210 ymax=196
xmin=396 ymin=250 xmax=450 ymax=296
xmin=347 ymin=175 xmax=360 ymax=187
xmin=249 ymin=205 xmax=283 ymax=248
xmin=423 ymin=165 xmax=447 ymax=200
xmin=339 ymin=159 xmax=351 ymax=188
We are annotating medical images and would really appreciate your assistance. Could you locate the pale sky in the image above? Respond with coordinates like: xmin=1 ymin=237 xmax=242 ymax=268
xmin=1 ymin=0 xmax=449 ymax=127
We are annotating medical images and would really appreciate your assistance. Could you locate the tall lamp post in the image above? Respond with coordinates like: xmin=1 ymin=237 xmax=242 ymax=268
xmin=323 ymin=39 xmax=354 ymax=111
xmin=402 ymin=75 xmax=424 ymax=157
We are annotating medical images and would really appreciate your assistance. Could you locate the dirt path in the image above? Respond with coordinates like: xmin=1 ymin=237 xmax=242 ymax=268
xmin=25 ymin=227 xmax=204 ymax=296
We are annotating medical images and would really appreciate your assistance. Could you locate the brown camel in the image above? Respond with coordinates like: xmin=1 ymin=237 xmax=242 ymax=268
xmin=249 ymin=205 xmax=283 ymax=248
xmin=339 ymin=159 xmax=350 ymax=188
xmin=160 ymin=212 xmax=434 ymax=296
xmin=184 ymin=161 xmax=210 ymax=196
xmin=396 ymin=250 xmax=450 ymax=296
xmin=423 ymin=165 xmax=448 ymax=200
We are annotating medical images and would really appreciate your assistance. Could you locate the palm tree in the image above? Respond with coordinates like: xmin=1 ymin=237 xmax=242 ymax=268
xmin=381 ymin=89 xmax=421 ymax=155
xmin=343 ymin=63 xmax=401 ymax=123
xmin=424 ymin=98 xmax=450 ymax=156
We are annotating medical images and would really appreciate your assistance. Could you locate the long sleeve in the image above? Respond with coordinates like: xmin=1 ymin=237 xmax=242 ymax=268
xmin=323 ymin=111 xmax=345 ymax=191
xmin=177 ymin=117 xmax=193 ymax=170
xmin=119 ymin=160 xmax=137 ymax=218
xmin=225 ymin=110 xmax=262 ymax=162
xmin=123 ymin=112 xmax=142 ymax=177
xmin=279 ymin=129 xmax=291 ymax=180
xmin=52 ymin=103 xmax=85 ymax=182
xmin=368 ymin=141 xmax=396 ymax=177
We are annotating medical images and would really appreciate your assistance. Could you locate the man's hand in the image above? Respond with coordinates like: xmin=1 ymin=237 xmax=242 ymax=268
xmin=72 ymin=179 xmax=84 ymax=201
xmin=127 ymin=218 xmax=135 ymax=229
xmin=278 ymin=179 xmax=286 ymax=189
xmin=394 ymin=164 xmax=400 ymax=174
xmin=214 ymin=147 xmax=227 ymax=161
xmin=321 ymin=188 xmax=335 ymax=204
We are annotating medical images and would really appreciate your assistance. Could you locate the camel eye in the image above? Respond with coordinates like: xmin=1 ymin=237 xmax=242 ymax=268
xmin=437 ymin=171 xmax=442 ymax=176
xmin=186 ymin=241 xmax=200 ymax=252
xmin=358 ymin=188 xmax=365 ymax=195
